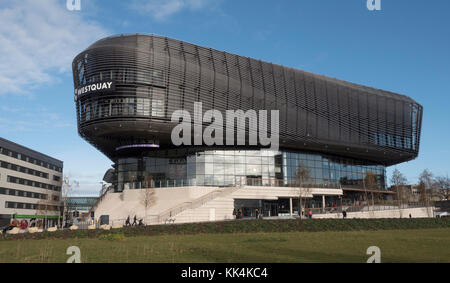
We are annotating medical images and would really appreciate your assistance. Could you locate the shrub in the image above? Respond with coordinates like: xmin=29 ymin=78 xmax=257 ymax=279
xmin=1 ymin=218 xmax=449 ymax=241
xmin=98 ymin=233 xmax=126 ymax=241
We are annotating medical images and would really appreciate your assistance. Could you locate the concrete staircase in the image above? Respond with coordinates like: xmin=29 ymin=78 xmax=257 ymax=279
xmin=153 ymin=185 xmax=241 ymax=224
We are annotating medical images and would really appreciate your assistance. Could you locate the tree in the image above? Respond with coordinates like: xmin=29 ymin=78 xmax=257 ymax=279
xmin=419 ymin=169 xmax=434 ymax=190
xmin=434 ymin=175 xmax=450 ymax=201
xmin=417 ymin=180 xmax=432 ymax=217
xmin=418 ymin=169 xmax=435 ymax=212
xmin=36 ymin=193 xmax=61 ymax=229
xmin=294 ymin=162 xmax=311 ymax=219
xmin=62 ymin=176 xmax=79 ymax=228
xmin=364 ymin=171 xmax=378 ymax=208
xmin=418 ymin=181 xmax=427 ymax=206
xmin=141 ymin=175 xmax=156 ymax=224
xmin=390 ymin=168 xmax=408 ymax=208
xmin=36 ymin=197 xmax=50 ymax=229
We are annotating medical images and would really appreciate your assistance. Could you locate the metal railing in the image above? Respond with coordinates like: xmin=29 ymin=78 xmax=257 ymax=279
xmin=306 ymin=201 xmax=425 ymax=215
xmin=117 ymin=177 xmax=342 ymax=191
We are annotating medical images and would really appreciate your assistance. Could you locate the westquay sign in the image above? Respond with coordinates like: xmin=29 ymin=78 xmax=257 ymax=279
xmin=74 ymin=81 xmax=115 ymax=101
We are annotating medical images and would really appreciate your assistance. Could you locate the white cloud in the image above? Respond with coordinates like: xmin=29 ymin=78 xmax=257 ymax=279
xmin=132 ymin=0 xmax=215 ymax=21
xmin=64 ymin=169 xmax=112 ymax=197
xmin=0 ymin=104 xmax=74 ymax=132
xmin=0 ymin=0 xmax=109 ymax=96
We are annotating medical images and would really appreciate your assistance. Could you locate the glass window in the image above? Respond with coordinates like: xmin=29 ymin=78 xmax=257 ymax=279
xmin=387 ymin=135 xmax=395 ymax=147
xmin=224 ymin=155 xmax=234 ymax=164
xmin=235 ymin=164 xmax=245 ymax=175
xmin=123 ymin=100 xmax=136 ymax=116
xmin=404 ymin=137 xmax=412 ymax=149
xmin=152 ymin=88 xmax=165 ymax=117
xmin=214 ymin=163 xmax=225 ymax=175
xmin=396 ymin=136 xmax=403 ymax=148
xmin=246 ymin=151 xmax=260 ymax=157
xmin=204 ymin=154 xmax=213 ymax=163
xmin=246 ymin=156 xmax=261 ymax=165
xmin=136 ymin=98 xmax=150 ymax=116
xmin=379 ymin=134 xmax=386 ymax=146
xmin=224 ymin=150 xmax=235 ymax=156
xmin=224 ymin=163 xmax=235 ymax=175
xmin=151 ymin=69 xmax=165 ymax=87
xmin=235 ymin=150 xmax=246 ymax=156
xmin=204 ymin=175 xmax=214 ymax=185
xmin=204 ymin=163 xmax=214 ymax=175
xmin=214 ymin=174 xmax=224 ymax=186
xmin=322 ymin=169 xmax=330 ymax=181
xmin=85 ymin=104 xmax=91 ymax=121
xmin=213 ymin=154 xmax=224 ymax=164
xmin=247 ymin=164 xmax=261 ymax=176
xmin=111 ymin=101 xmax=122 ymax=116
xmin=100 ymin=101 xmax=110 ymax=117
xmin=234 ymin=155 xmax=245 ymax=164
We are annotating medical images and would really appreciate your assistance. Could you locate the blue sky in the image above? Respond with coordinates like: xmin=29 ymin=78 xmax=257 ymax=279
xmin=0 ymin=0 xmax=449 ymax=195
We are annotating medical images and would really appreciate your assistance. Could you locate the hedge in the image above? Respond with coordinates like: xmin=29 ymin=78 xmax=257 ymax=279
xmin=2 ymin=218 xmax=450 ymax=241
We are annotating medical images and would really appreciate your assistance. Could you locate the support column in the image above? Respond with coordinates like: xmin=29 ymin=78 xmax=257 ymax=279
xmin=322 ymin=195 xmax=326 ymax=213
xmin=289 ymin=198 xmax=293 ymax=217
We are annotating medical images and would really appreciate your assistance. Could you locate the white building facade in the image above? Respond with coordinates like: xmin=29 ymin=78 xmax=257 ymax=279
xmin=0 ymin=137 xmax=63 ymax=228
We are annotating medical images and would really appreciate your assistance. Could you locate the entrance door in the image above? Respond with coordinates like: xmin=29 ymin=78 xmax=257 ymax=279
xmin=263 ymin=201 xmax=278 ymax=217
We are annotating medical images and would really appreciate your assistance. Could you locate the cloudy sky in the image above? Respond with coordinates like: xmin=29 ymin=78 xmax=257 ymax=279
xmin=0 ymin=0 xmax=449 ymax=195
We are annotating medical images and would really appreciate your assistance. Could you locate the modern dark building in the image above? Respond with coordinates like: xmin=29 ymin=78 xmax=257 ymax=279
xmin=72 ymin=34 xmax=422 ymax=220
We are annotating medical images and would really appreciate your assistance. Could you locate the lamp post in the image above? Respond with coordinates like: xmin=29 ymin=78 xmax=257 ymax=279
xmin=62 ymin=177 xmax=69 ymax=229
xmin=99 ymin=181 xmax=105 ymax=195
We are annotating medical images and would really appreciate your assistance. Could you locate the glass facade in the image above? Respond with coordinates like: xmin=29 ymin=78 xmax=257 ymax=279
xmin=115 ymin=149 xmax=386 ymax=192
xmin=67 ymin=197 xmax=98 ymax=212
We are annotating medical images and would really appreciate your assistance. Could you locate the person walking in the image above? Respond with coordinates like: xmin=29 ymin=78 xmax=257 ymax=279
xmin=342 ymin=210 xmax=347 ymax=219
xmin=233 ymin=208 xmax=237 ymax=220
xmin=125 ymin=215 xmax=130 ymax=226
xmin=255 ymin=208 xmax=259 ymax=220
xmin=308 ymin=210 xmax=313 ymax=219
xmin=132 ymin=215 xmax=137 ymax=226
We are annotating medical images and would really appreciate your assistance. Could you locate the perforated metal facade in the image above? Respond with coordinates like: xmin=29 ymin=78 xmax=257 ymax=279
xmin=72 ymin=34 xmax=422 ymax=166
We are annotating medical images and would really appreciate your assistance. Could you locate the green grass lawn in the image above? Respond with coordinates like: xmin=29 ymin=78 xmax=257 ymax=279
xmin=1 ymin=228 xmax=450 ymax=263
